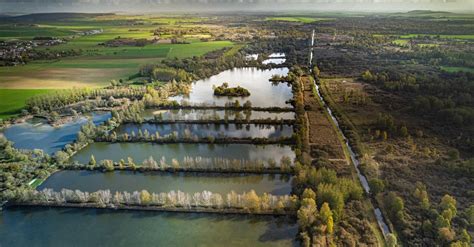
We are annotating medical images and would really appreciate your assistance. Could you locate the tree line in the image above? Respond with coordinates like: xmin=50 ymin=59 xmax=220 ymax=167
xmin=13 ymin=188 xmax=299 ymax=214
xmin=67 ymin=155 xmax=294 ymax=173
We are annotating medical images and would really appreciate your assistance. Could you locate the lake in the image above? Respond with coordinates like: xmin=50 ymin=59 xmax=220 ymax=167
xmin=170 ymin=67 xmax=292 ymax=108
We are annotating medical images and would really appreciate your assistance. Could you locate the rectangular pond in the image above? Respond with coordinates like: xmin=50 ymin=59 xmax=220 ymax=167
xmin=0 ymin=207 xmax=297 ymax=247
xmin=114 ymin=123 xmax=294 ymax=139
xmin=143 ymin=109 xmax=295 ymax=121
xmin=2 ymin=112 xmax=111 ymax=154
xmin=72 ymin=143 xmax=295 ymax=167
xmin=170 ymin=67 xmax=292 ymax=108
xmin=38 ymin=170 xmax=293 ymax=195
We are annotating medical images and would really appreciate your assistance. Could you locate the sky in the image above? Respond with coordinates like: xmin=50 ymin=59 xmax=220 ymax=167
xmin=0 ymin=0 xmax=473 ymax=13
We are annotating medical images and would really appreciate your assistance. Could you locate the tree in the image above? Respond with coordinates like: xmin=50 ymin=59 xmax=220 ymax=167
xmin=128 ymin=157 xmax=137 ymax=170
xmin=313 ymin=66 xmax=320 ymax=78
xmin=465 ymin=204 xmax=474 ymax=225
xmin=243 ymin=190 xmax=260 ymax=211
xmin=319 ymin=202 xmax=332 ymax=222
xmin=101 ymin=159 xmax=114 ymax=171
xmin=302 ymin=188 xmax=316 ymax=201
xmin=297 ymin=198 xmax=317 ymax=229
xmin=361 ymin=70 xmax=374 ymax=81
xmin=89 ymin=155 xmax=96 ymax=167
xmin=382 ymin=131 xmax=388 ymax=141
xmin=447 ymin=149 xmax=460 ymax=161
xmin=327 ymin=214 xmax=334 ymax=234
xmin=400 ymin=125 xmax=408 ymax=137
xmin=317 ymin=183 xmax=344 ymax=221
xmin=437 ymin=227 xmax=455 ymax=243
xmin=140 ymin=190 xmax=151 ymax=205
xmin=385 ymin=233 xmax=398 ymax=247
xmin=440 ymin=194 xmax=457 ymax=217
xmin=369 ymin=178 xmax=385 ymax=194
xmin=413 ymin=182 xmax=430 ymax=210
xmin=54 ymin=151 xmax=69 ymax=164
xmin=385 ymin=192 xmax=404 ymax=222
xmin=243 ymin=100 xmax=252 ymax=108
xmin=300 ymin=231 xmax=311 ymax=247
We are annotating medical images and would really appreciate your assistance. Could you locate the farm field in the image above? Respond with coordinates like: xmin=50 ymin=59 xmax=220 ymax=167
xmin=0 ymin=89 xmax=52 ymax=119
xmin=0 ymin=15 xmax=233 ymax=89
xmin=0 ymin=41 xmax=233 ymax=89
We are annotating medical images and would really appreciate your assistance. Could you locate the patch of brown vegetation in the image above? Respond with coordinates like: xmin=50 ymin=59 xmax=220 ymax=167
xmin=322 ymin=77 xmax=473 ymax=212
xmin=301 ymin=76 xmax=347 ymax=174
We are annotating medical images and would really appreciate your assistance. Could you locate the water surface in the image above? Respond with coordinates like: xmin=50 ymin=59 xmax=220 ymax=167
xmin=2 ymin=112 xmax=111 ymax=154
xmin=115 ymin=123 xmax=293 ymax=139
xmin=0 ymin=207 xmax=297 ymax=247
xmin=72 ymin=143 xmax=295 ymax=166
xmin=143 ymin=109 xmax=295 ymax=120
xmin=38 ymin=170 xmax=292 ymax=195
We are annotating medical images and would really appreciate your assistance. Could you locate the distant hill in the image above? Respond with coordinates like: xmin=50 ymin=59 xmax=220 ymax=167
xmin=406 ymin=10 xmax=453 ymax=15
xmin=0 ymin=12 xmax=114 ymax=22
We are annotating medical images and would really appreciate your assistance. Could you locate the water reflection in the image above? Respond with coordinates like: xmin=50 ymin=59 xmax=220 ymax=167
xmin=72 ymin=143 xmax=296 ymax=166
xmin=38 ymin=170 xmax=293 ymax=195
xmin=142 ymin=109 xmax=295 ymax=121
xmin=170 ymin=67 xmax=292 ymax=107
xmin=115 ymin=123 xmax=294 ymax=139
xmin=0 ymin=207 xmax=298 ymax=247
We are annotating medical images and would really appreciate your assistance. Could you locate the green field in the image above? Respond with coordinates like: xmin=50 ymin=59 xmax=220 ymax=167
xmin=0 ymin=89 xmax=53 ymax=119
xmin=441 ymin=66 xmax=474 ymax=73
xmin=0 ymin=40 xmax=233 ymax=89
xmin=392 ymin=39 xmax=409 ymax=46
xmin=264 ymin=17 xmax=327 ymax=23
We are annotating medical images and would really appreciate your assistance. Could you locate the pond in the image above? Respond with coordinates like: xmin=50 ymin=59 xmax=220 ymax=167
xmin=114 ymin=123 xmax=294 ymax=139
xmin=142 ymin=108 xmax=295 ymax=120
xmin=262 ymin=58 xmax=286 ymax=65
xmin=263 ymin=53 xmax=286 ymax=65
xmin=2 ymin=112 xmax=111 ymax=154
xmin=0 ymin=207 xmax=298 ymax=247
xmin=72 ymin=143 xmax=296 ymax=167
xmin=38 ymin=170 xmax=293 ymax=195
xmin=170 ymin=67 xmax=292 ymax=108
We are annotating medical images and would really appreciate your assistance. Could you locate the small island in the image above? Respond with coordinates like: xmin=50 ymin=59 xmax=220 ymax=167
xmin=213 ymin=82 xmax=251 ymax=97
